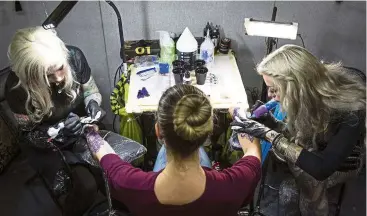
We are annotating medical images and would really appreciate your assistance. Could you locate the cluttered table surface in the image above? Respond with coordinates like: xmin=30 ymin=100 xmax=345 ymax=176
xmin=126 ymin=53 xmax=249 ymax=113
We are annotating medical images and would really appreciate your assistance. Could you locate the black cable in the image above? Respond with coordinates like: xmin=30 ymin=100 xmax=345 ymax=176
xmin=112 ymin=62 xmax=124 ymax=133
xmin=113 ymin=62 xmax=123 ymax=85
xmin=105 ymin=1 xmax=126 ymax=63
xmin=297 ymin=33 xmax=305 ymax=48
xmin=113 ymin=115 xmax=117 ymax=133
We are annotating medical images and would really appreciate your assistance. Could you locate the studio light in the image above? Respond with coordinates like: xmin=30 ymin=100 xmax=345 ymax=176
xmin=244 ymin=18 xmax=298 ymax=40
xmin=243 ymin=6 xmax=300 ymax=102
xmin=42 ymin=1 xmax=77 ymax=30
xmin=42 ymin=0 xmax=127 ymax=72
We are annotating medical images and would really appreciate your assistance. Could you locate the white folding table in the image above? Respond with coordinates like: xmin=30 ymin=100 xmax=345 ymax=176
xmin=126 ymin=53 xmax=249 ymax=113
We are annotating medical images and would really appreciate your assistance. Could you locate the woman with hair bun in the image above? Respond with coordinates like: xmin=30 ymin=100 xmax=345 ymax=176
xmin=85 ymin=84 xmax=262 ymax=216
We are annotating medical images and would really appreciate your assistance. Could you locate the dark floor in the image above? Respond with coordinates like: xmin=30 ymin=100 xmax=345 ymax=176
xmin=0 ymin=153 xmax=365 ymax=216
xmin=256 ymin=157 xmax=366 ymax=216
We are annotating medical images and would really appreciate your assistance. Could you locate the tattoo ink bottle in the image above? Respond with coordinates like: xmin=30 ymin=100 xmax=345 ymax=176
xmin=183 ymin=70 xmax=191 ymax=85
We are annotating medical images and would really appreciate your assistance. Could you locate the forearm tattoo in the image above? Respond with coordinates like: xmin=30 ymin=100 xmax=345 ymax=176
xmin=82 ymin=76 xmax=102 ymax=105
xmin=14 ymin=113 xmax=37 ymax=131
xmin=85 ymin=130 xmax=105 ymax=154
xmin=239 ymin=133 xmax=255 ymax=142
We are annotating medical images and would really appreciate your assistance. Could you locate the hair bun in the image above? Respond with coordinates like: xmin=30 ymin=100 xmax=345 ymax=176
xmin=173 ymin=94 xmax=213 ymax=141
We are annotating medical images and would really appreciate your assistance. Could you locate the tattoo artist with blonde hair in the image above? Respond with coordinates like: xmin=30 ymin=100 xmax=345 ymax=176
xmin=231 ymin=44 xmax=365 ymax=215
xmin=5 ymin=26 xmax=107 ymax=215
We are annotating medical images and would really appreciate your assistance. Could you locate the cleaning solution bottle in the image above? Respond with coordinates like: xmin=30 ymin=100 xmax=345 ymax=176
xmin=200 ymin=30 xmax=215 ymax=68
xmin=203 ymin=22 xmax=212 ymax=38
xmin=157 ymin=31 xmax=175 ymax=64
xmin=211 ymin=25 xmax=220 ymax=51
xmin=176 ymin=27 xmax=198 ymax=71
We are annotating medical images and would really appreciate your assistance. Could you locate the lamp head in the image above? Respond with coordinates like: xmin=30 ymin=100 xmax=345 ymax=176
xmin=42 ymin=1 xmax=78 ymax=30
xmin=244 ymin=18 xmax=298 ymax=40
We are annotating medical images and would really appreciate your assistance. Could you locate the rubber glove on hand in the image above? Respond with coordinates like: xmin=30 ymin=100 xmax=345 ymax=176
xmin=250 ymin=100 xmax=265 ymax=114
xmin=63 ymin=113 xmax=82 ymax=137
xmin=230 ymin=116 xmax=272 ymax=139
xmin=86 ymin=99 xmax=106 ymax=122
xmin=251 ymin=112 xmax=283 ymax=131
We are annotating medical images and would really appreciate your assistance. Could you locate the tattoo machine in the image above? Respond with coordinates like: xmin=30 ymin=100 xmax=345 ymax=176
xmin=47 ymin=113 xmax=101 ymax=140
xmin=251 ymin=99 xmax=278 ymax=118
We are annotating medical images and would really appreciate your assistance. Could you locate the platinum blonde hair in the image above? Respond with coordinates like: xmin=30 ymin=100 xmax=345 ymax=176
xmin=8 ymin=26 xmax=77 ymax=122
xmin=257 ymin=44 xmax=366 ymax=145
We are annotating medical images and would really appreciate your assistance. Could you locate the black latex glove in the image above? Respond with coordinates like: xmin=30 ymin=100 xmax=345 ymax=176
xmin=251 ymin=112 xmax=281 ymax=131
xmin=63 ymin=113 xmax=82 ymax=137
xmin=86 ymin=99 xmax=106 ymax=121
xmin=230 ymin=117 xmax=272 ymax=139
xmin=250 ymin=100 xmax=264 ymax=114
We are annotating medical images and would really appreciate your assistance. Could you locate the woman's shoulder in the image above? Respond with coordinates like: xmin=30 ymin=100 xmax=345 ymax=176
xmin=205 ymin=156 xmax=261 ymax=183
xmin=332 ymin=110 xmax=365 ymax=128
xmin=200 ymin=156 xmax=260 ymax=206
xmin=5 ymin=72 xmax=28 ymax=114
xmin=100 ymin=154 xmax=159 ymax=191
xmin=66 ymin=45 xmax=91 ymax=84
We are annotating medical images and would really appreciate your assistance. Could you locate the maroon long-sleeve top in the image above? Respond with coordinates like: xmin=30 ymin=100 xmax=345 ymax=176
xmin=100 ymin=154 xmax=261 ymax=216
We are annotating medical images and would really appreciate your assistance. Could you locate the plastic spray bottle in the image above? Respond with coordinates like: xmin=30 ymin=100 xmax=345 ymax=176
xmin=158 ymin=31 xmax=175 ymax=64
xmin=200 ymin=30 xmax=215 ymax=68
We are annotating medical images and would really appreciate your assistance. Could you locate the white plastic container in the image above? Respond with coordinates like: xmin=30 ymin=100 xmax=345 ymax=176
xmin=176 ymin=27 xmax=198 ymax=70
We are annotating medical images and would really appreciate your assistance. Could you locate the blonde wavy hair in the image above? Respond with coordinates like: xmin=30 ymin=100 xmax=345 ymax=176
xmin=8 ymin=26 xmax=77 ymax=122
xmin=257 ymin=44 xmax=366 ymax=145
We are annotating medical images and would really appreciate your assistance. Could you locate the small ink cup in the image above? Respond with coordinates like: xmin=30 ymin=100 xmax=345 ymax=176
xmin=194 ymin=59 xmax=206 ymax=69
xmin=172 ymin=60 xmax=186 ymax=69
xmin=172 ymin=68 xmax=185 ymax=85
xmin=195 ymin=66 xmax=208 ymax=85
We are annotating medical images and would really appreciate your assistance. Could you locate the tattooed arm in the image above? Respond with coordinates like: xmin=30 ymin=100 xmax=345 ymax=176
xmin=84 ymin=126 xmax=116 ymax=161
xmin=67 ymin=45 xmax=102 ymax=106
xmin=82 ymin=76 xmax=102 ymax=106
xmin=83 ymin=76 xmax=105 ymax=121
xmin=238 ymin=133 xmax=261 ymax=161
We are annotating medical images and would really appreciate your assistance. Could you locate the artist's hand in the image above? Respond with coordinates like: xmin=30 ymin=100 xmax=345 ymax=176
xmin=63 ymin=113 xmax=82 ymax=137
xmin=82 ymin=124 xmax=99 ymax=135
xmin=250 ymin=100 xmax=264 ymax=114
xmin=251 ymin=112 xmax=280 ymax=131
xmin=86 ymin=99 xmax=106 ymax=121
xmin=230 ymin=116 xmax=272 ymax=139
